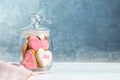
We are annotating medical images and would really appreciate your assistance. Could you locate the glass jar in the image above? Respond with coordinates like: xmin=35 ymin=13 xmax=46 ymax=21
xmin=20 ymin=14 xmax=52 ymax=71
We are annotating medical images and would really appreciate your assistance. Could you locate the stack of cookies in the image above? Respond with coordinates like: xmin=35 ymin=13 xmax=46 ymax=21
xmin=21 ymin=36 xmax=52 ymax=70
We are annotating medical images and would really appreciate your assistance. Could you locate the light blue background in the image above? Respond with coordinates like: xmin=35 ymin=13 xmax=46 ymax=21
xmin=0 ymin=0 xmax=120 ymax=62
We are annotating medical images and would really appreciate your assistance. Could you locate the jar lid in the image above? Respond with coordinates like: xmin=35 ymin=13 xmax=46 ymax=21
xmin=21 ymin=14 xmax=50 ymax=37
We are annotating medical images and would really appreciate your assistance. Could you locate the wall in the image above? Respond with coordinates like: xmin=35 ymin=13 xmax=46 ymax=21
xmin=0 ymin=0 xmax=120 ymax=62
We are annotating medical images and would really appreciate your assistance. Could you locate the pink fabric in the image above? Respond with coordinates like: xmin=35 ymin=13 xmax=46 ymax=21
xmin=0 ymin=61 xmax=32 ymax=80
xmin=0 ymin=61 xmax=52 ymax=80
xmin=32 ymin=70 xmax=52 ymax=76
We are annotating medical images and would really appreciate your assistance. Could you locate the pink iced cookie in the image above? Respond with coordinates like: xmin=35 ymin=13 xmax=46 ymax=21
xmin=41 ymin=40 xmax=49 ymax=50
xmin=21 ymin=49 xmax=37 ymax=69
xmin=28 ymin=36 xmax=42 ymax=51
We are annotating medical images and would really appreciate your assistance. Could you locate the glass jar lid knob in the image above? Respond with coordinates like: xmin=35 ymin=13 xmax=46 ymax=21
xmin=30 ymin=14 xmax=43 ymax=29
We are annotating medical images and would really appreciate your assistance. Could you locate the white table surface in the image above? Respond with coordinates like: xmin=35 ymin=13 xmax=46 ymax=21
xmin=28 ymin=62 xmax=120 ymax=80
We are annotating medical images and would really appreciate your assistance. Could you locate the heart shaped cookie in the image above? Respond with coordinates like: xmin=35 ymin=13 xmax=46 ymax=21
xmin=28 ymin=36 xmax=49 ymax=51
xmin=21 ymin=49 xmax=37 ymax=69
xmin=28 ymin=36 xmax=42 ymax=51
xmin=41 ymin=40 xmax=49 ymax=50
xmin=36 ymin=48 xmax=52 ymax=68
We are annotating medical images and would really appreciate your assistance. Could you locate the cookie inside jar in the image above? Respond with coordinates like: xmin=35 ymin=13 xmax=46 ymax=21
xmin=20 ymin=14 xmax=52 ymax=71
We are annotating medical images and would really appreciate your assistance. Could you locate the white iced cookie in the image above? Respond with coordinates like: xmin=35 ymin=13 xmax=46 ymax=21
xmin=36 ymin=48 xmax=52 ymax=68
